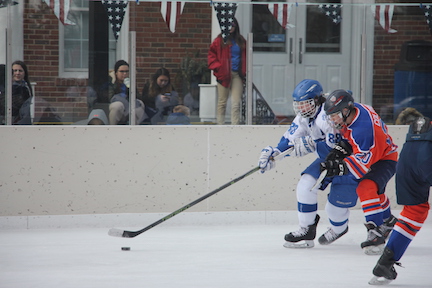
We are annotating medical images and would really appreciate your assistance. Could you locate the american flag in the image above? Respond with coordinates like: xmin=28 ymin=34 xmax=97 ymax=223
xmin=372 ymin=4 xmax=397 ymax=33
xmin=42 ymin=0 xmax=75 ymax=25
xmin=213 ymin=2 xmax=238 ymax=43
xmin=420 ymin=4 xmax=432 ymax=32
xmin=161 ymin=1 xmax=185 ymax=33
xmin=318 ymin=4 xmax=342 ymax=24
xmin=268 ymin=3 xmax=294 ymax=29
xmin=102 ymin=0 xmax=128 ymax=40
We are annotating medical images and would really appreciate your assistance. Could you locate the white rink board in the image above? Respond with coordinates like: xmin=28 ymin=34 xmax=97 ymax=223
xmin=0 ymin=125 xmax=408 ymax=217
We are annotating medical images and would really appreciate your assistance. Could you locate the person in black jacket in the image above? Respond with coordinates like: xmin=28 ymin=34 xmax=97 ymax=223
xmin=0 ymin=61 xmax=33 ymax=124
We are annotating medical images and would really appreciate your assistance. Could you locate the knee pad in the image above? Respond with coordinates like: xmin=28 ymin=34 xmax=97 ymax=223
xmin=328 ymin=175 xmax=358 ymax=208
xmin=296 ymin=174 xmax=318 ymax=204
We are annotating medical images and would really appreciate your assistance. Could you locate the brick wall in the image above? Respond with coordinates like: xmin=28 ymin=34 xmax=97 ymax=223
xmin=24 ymin=1 xmax=88 ymax=123
xmin=129 ymin=2 xmax=212 ymax=97
xmin=372 ymin=1 xmax=432 ymax=123
xmin=22 ymin=1 xmax=431 ymax=123
xmin=22 ymin=1 xmax=211 ymax=123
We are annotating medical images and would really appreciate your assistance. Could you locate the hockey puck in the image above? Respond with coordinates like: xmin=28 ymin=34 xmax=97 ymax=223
xmin=121 ymin=247 xmax=130 ymax=251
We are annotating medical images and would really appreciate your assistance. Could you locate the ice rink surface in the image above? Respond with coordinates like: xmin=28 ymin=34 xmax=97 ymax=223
xmin=1 ymin=210 xmax=431 ymax=288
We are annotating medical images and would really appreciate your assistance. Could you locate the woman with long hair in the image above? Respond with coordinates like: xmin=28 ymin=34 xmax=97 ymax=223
xmin=141 ymin=67 xmax=179 ymax=124
xmin=208 ymin=17 xmax=246 ymax=125
xmin=10 ymin=60 xmax=33 ymax=124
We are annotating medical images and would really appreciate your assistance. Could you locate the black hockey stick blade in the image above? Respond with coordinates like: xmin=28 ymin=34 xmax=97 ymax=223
xmin=108 ymin=147 xmax=293 ymax=238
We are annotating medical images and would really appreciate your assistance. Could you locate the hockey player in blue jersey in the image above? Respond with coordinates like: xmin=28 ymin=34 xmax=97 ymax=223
xmin=258 ymin=79 xmax=358 ymax=248
xmin=323 ymin=90 xmax=398 ymax=255
xmin=369 ymin=116 xmax=432 ymax=285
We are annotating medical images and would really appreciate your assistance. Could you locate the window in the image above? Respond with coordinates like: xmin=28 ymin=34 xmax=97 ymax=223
xmin=59 ymin=0 xmax=117 ymax=78
xmin=305 ymin=2 xmax=341 ymax=53
xmin=252 ymin=2 xmax=287 ymax=52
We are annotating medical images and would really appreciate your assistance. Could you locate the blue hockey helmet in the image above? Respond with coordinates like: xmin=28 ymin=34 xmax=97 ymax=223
xmin=292 ymin=79 xmax=324 ymax=118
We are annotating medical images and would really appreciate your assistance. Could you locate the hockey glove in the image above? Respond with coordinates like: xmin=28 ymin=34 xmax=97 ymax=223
xmin=326 ymin=140 xmax=353 ymax=161
xmin=258 ymin=146 xmax=280 ymax=174
xmin=320 ymin=158 xmax=348 ymax=177
xmin=291 ymin=136 xmax=316 ymax=157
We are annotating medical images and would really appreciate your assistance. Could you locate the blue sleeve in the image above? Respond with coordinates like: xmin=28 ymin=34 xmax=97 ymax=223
xmin=276 ymin=136 xmax=293 ymax=152
xmin=316 ymin=141 xmax=332 ymax=159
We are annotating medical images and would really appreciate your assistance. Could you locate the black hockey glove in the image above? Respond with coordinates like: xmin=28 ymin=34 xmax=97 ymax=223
xmin=326 ymin=140 xmax=353 ymax=161
xmin=320 ymin=158 xmax=348 ymax=177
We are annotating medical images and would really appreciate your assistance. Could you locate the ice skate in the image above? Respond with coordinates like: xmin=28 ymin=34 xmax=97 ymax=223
xmin=283 ymin=214 xmax=320 ymax=248
xmin=318 ymin=226 xmax=348 ymax=245
xmin=382 ymin=215 xmax=397 ymax=239
xmin=369 ymin=247 xmax=401 ymax=285
xmin=361 ymin=222 xmax=386 ymax=255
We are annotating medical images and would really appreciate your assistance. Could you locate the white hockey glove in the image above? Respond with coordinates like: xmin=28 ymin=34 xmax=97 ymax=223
xmin=258 ymin=146 xmax=281 ymax=174
xmin=291 ymin=136 xmax=316 ymax=157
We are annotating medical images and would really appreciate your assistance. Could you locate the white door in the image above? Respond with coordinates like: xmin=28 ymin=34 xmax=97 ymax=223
xmin=251 ymin=1 xmax=352 ymax=117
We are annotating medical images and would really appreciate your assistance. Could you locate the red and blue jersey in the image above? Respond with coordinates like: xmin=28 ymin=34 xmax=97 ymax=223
xmin=342 ymin=103 xmax=398 ymax=179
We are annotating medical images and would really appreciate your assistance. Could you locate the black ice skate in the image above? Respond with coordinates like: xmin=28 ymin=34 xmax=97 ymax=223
xmin=283 ymin=214 xmax=320 ymax=248
xmin=369 ymin=247 xmax=402 ymax=286
xmin=382 ymin=215 xmax=397 ymax=239
xmin=361 ymin=221 xmax=386 ymax=255
xmin=318 ymin=226 xmax=348 ymax=245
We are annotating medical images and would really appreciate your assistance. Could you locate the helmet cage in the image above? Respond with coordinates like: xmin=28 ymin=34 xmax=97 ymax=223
xmin=327 ymin=111 xmax=344 ymax=129
xmin=327 ymin=107 xmax=352 ymax=129
xmin=293 ymin=98 xmax=317 ymax=118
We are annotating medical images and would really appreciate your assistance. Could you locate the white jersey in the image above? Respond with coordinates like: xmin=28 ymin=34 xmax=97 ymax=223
xmin=276 ymin=105 xmax=341 ymax=158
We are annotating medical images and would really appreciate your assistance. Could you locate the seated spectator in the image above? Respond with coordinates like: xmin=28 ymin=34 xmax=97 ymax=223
xmin=183 ymin=82 xmax=200 ymax=116
xmin=395 ymin=107 xmax=423 ymax=125
xmin=140 ymin=67 xmax=179 ymax=124
xmin=87 ymin=109 xmax=108 ymax=125
xmin=166 ymin=105 xmax=190 ymax=125
xmin=108 ymin=60 xmax=146 ymax=125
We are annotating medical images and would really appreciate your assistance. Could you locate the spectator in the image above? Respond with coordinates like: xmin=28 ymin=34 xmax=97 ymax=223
xmin=0 ymin=61 xmax=33 ymax=124
xmin=108 ymin=60 xmax=146 ymax=125
xmin=140 ymin=67 xmax=179 ymax=124
xmin=166 ymin=105 xmax=190 ymax=125
xmin=183 ymin=82 xmax=200 ymax=116
xmin=208 ymin=17 xmax=246 ymax=125
xmin=395 ymin=107 xmax=423 ymax=125
xmin=87 ymin=109 xmax=108 ymax=125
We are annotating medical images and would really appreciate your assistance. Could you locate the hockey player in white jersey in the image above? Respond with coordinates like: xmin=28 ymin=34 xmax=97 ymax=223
xmin=258 ymin=79 xmax=358 ymax=248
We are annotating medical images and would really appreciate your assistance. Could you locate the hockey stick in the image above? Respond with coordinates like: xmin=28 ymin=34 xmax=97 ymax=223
xmin=108 ymin=147 xmax=293 ymax=238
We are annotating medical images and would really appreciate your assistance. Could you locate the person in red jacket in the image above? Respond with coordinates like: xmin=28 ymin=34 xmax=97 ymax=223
xmin=208 ymin=17 xmax=246 ymax=125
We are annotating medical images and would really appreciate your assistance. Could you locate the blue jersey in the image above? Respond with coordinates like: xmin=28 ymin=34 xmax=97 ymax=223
xmin=341 ymin=103 xmax=398 ymax=179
